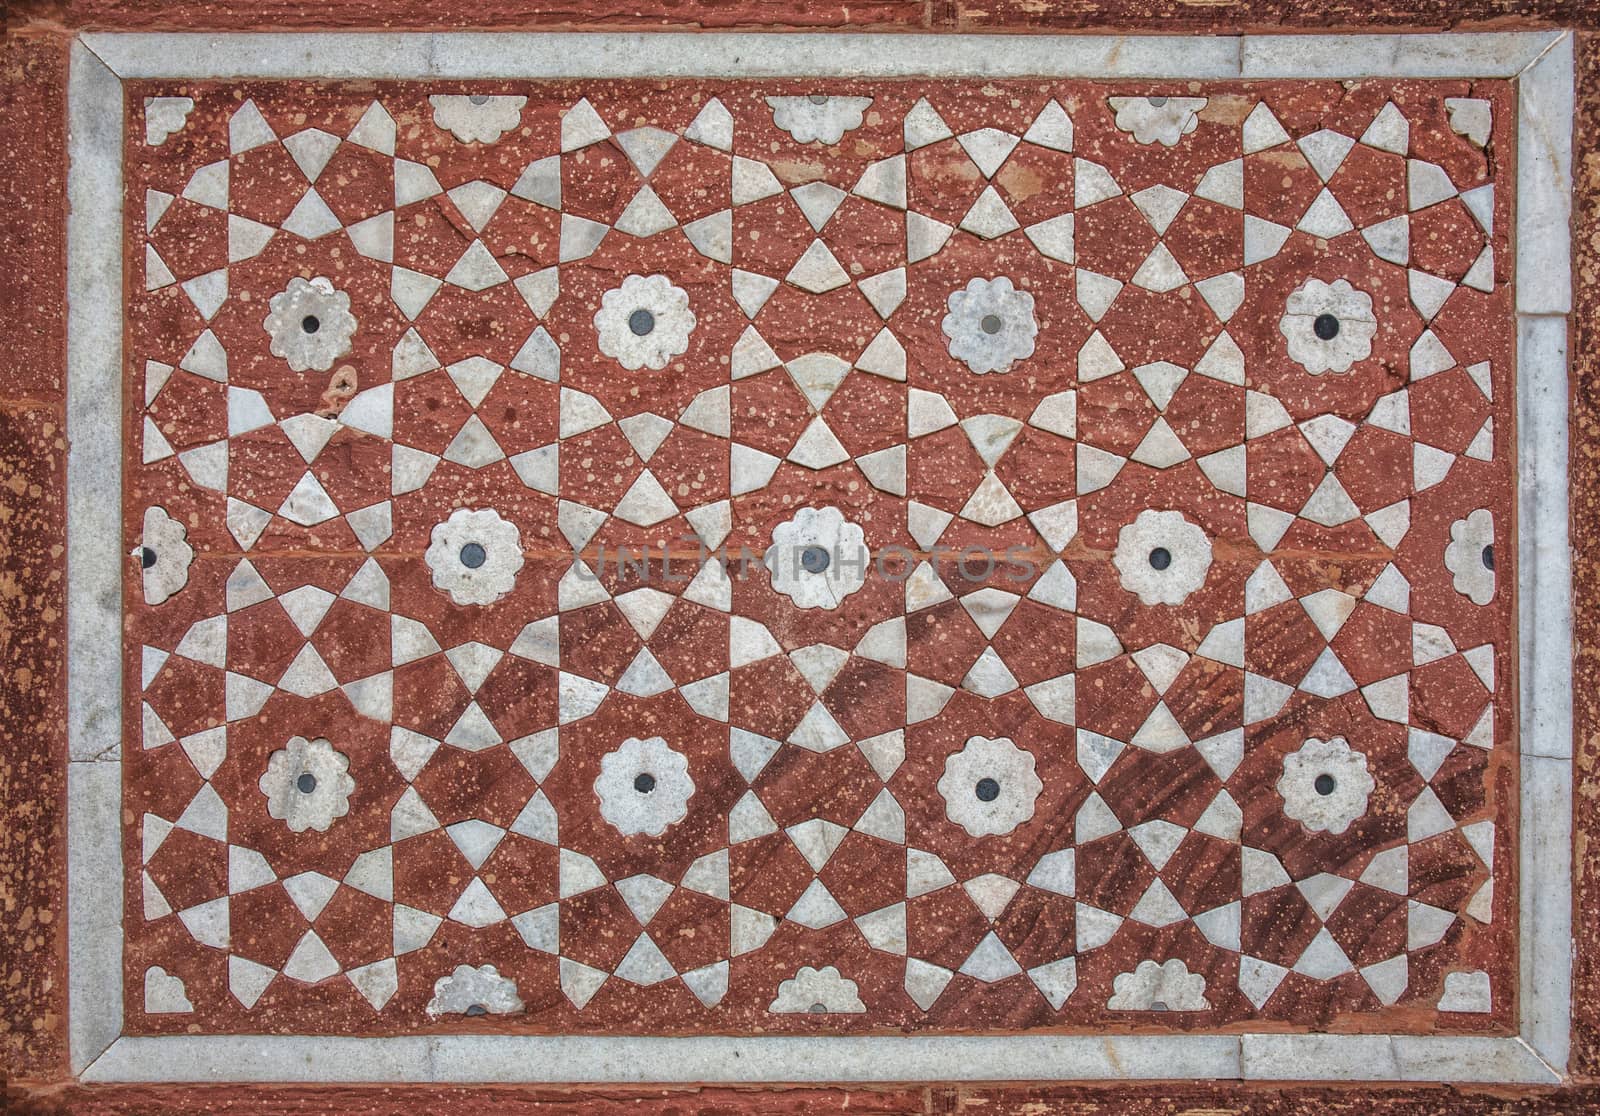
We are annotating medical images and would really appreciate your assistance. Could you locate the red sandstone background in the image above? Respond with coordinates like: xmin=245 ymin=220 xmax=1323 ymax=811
xmin=3 ymin=1 xmax=1596 ymax=1111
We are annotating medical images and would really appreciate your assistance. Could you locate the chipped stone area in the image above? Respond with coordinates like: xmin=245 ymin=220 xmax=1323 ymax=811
xmin=121 ymin=78 xmax=1516 ymax=1038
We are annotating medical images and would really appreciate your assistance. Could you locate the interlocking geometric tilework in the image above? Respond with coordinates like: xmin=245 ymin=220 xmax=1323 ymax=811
xmin=124 ymin=78 xmax=1516 ymax=1036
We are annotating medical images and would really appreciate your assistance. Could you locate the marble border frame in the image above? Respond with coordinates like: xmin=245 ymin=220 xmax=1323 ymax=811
xmin=64 ymin=29 xmax=1575 ymax=1086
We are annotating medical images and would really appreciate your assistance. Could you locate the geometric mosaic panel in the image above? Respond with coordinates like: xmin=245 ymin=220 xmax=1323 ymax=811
xmin=124 ymin=74 xmax=1516 ymax=1041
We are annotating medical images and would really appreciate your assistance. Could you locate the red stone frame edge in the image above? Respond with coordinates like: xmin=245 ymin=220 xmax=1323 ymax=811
xmin=61 ymin=29 xmax=1576 ymax=1087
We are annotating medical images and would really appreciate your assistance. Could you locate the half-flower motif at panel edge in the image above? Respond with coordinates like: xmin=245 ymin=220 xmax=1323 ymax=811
xmin=765 ymin=506 xmax=870 ymax=610
xmin=142 ymin=966 xmax=193 ymax=1013
xmin=263 ymin=276 xmax=357 ymax=373
xmin=1107 ymin=958 xmax=1211 ymax=1010
xmin=1107 ymin=96 xmax=1208 ymax=146
xmin=938 ymin=735 xmax=1043 ymax=838
xmin=769 ymin=966 xmax=867 ymax=1013
xmin=425 ymin=507 xmax=525 ymax=606
xmin=595 ymin=736 xmax=694 ymax=838
xmin=137 ymin=505 xmax=193 ymax=606
xmin=1279 ymin=278 xmax=1377 ymax=375
xmin=941 ymin=276 xmax=1038 ymax=375
xmin=1277 ymin=735 xmax=1375 ymax=835
xmin=765 ymin=95 xmax=873 ymax=145
xmin=1112 ymin=509 xmax=1213 ymax=607
xmin=1445 ymin=508 xmax=1496 ymax=605
xmin=428 ymin=94 xmax=529 ymax=144
xmin=143 ymin=97 xmax=194 ymax=146
xmin=425 ymin=963 xmax=525 ymax=1016
xmin=259 ymin=736 xmax=355 ymax=834
xmin=594 ymin=274 xmax=697 ymax=371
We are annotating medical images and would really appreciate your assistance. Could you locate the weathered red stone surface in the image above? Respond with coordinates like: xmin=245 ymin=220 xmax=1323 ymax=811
xmin=0 ymin=6 xmax=1596 ymax=1114
xmin=946 ymin=1 xmax=1575 ymax=32
xmin=41 ymin=0 xmax=1580 ymax=32
xmin=0 ymin=28 xmax=69 ymax=1084
xmin=1567 ymin=26 xmax=1600 ymax=1086
xmin=60 ymin=0 xmax=928 ymax=31
xmin=7 ymin=1081 xmax=1600 ymax=1114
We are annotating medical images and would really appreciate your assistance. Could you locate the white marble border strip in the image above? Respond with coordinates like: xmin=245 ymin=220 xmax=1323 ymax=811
xmin=67 ymin=762 xmax=124 ymax=1076
xmin=75 ymin=1032 xmax=1562 ymax=1085
xmin=65 ymin=38 xmax=127 ymax=1077
xmin=65 ymin=39 xmax=125 ymax=766
xmin=81 ymin=31 xmax=1244 ymax=80
xmin=1242 ymin=31 xmax=1562 ymax=79
xmin=1513 ymin=30 xmax=1576 ymax=1081
xmin=1518 ymin=313 xmax=1574 ymax=763
xmin=429 ymin=33 xmax=1247 ymax=80
xmin=1521 ymin=753 xmax=1574 ymax=1072
xmin=1241 ymin=1034 xmax=1558 ymax=1085
xmin=81 ymin=32 xmax=436 ymax=82
xmin=79 ymin=30 xmax=1565 ymax=82
xmin=65 ymin=29 xmax=1576 ymax=1085
xmin=1518 ymin=34 xmax=1576 ymax=314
